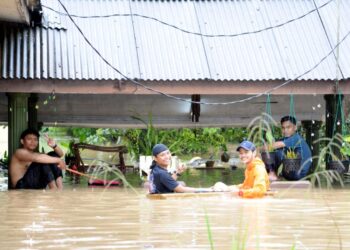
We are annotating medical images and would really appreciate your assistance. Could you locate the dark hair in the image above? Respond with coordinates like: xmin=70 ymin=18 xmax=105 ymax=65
xmin=280 ymin=115 xmax=297 ymax=125
xmin=20 ymin=128 xmax=40 ymax=140
xmin=150 ymin=160 xmax=157 ymax=169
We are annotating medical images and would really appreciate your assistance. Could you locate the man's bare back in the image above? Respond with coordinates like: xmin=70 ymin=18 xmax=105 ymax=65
xmin=9 ymin=149 xmax=32 ymax=187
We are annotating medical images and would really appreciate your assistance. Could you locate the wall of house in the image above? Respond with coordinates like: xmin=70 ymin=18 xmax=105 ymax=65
xmin=0 ymin=126 xmax=8 ymax=157
xmin=0 ymin=92 xmax=326 ymax=128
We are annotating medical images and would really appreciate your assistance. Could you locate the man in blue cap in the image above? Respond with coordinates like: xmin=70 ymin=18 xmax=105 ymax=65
xmin=213 ymin=140 xmax=270 ymax=198
xmin=148 ymin=144 xmax=212 ymax=194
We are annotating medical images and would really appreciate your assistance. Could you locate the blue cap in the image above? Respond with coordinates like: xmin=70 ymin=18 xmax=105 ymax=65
xmin=152 ymin=144 xmax=169 ymax=156
xmin=237 ymin=140 xmax=256 ymax=152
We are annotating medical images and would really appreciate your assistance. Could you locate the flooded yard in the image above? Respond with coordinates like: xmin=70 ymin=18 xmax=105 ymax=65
xmin=1 ymin=184 xmax=350 ymax=249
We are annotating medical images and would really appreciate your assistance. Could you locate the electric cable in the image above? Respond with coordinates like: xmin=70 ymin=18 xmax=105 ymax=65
xmin=57 ymin=0 xmax=350 ymax=106
xmin=43 ymin=0 xmax=334 ymax=38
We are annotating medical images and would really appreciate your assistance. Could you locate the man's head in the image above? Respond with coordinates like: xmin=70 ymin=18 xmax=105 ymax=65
xmin=20 ymin=128 xmax=40 ymax=151
xmin=152 ymin=144 xmax=171 ymax=167
xmin=236 ymin=140 xmax=256 ymax=164
xmin=280 ymin=115 xmax=297 ymax=138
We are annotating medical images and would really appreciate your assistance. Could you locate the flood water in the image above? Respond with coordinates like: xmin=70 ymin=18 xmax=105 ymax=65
xmin=1 ymin=185 xmax=350 ymax=249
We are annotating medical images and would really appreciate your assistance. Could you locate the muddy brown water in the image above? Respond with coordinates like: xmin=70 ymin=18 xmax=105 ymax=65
xmin=0 ymin=187 xmax=350 ymax=250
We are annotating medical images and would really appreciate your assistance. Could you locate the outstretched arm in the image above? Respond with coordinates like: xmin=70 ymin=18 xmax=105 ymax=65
xmin=174 ymin=184 xmax=212 ymax=193
xmin=15 ymin=149 xmax=66 ymax=170
xmin=260 ymin=141 xmax=286 ymax=152
xmin=272 ymin=141 xmax=286 ymax=150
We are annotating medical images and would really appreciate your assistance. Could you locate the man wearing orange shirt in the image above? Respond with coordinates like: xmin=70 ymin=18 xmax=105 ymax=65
xmin=213 ymin=140 xmax=270 ymax=198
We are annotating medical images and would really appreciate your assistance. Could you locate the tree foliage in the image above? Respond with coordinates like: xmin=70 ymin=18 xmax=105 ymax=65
xmin=44 ymin=125 xmax=249 ymax=160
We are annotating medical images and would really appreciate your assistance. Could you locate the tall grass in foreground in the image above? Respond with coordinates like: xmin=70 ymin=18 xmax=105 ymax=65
xmin=247 ymin=113 xmax=278 ymax=147
xmin=203 ymin=210 xmax=296 ymax=250
xmin=204 ymin=209 xmax=214 ymax=250
xmin=308 ymin=133 xmax=345 ymax=188
xmin=231 ymin=217 xmax=248 ymax=250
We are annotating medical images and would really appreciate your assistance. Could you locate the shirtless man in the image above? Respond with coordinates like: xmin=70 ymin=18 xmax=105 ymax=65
xmin=10 ymin=128 xmax=66 ymax=190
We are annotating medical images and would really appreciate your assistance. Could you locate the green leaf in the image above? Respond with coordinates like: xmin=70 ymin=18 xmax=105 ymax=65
xmin=265 ymin=131 xmax=274 ymax=144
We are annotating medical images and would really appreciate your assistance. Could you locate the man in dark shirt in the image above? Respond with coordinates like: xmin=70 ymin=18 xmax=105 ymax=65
xmin=148 ymin=144 xmax=212 ymax=194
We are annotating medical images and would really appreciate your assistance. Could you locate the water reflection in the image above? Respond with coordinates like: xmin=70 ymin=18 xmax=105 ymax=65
xmin=0 ymin=187 xmax=350 ymax=249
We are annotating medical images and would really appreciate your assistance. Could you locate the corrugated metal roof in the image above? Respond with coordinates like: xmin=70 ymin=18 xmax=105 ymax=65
xmin=1 ymin=0 xmax=350 ymax=81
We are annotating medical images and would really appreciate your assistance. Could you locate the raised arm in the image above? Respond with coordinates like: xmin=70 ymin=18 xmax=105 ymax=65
xmin=44 ymin=134 xmax=64 ymax=157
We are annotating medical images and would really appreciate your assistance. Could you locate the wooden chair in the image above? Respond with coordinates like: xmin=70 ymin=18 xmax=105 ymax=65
xmin=72 ymin=143 xmax=128 ymax=174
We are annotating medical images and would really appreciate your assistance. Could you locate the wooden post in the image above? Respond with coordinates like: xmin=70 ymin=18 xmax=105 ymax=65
xmin=301 ymin=120 xmax=322 ymax=174
xmin=7 ymin=93 xmax=30 ymax=189
xmin=191 ymin=94 xmax=200 ymax=122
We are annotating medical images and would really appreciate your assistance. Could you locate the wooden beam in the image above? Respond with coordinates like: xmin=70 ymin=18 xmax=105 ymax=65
xmin=1 ymin=79 xmax=349 ymax=95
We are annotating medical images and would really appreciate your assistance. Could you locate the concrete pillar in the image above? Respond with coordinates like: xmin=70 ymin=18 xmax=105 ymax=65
xmin=7 ymin=93 xmax=30 ymax=189
xmin=324 ymin=94 xmax=343 ymax=160
xmin=301 ymin=120 xmax=322 ymax=174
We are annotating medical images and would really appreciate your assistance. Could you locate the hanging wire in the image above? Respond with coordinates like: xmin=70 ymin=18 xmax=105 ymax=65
xmin=56 ymin=0 xmax=350 ymax=106
xmin=312 ymin=0 xmax=344 ymax=80
xmin=265 ymin=94 xmax=272 ymax=117
xmin=43 ymin=0 xmax=334 ymax=38
xmin=332 ymin=91 xmax=345 ymax=136
xmin=340 ymin=94 xmax=346 ymax=135
xmin=287 ymin=93 xmax=304 ymax=158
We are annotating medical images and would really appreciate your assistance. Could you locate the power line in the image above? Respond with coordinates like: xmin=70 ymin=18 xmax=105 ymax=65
xmin=44 ymin=0 xmax=334 ymax=38
xmin=57 ymin=0 xmax=350 ymax=106
xmin=312 ymin=0 xmax=344 ymax=80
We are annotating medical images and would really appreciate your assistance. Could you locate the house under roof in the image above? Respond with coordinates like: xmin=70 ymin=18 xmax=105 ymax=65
xmin=1 ymin=0 xmax=350 ymax=128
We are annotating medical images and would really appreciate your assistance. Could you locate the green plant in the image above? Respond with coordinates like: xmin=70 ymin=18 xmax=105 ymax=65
xmin=285 ymin=148 xmax=299 ymax=159
xmin=0 ymin=150 xmax=8 ymax=167
xmin=203 ymin=128 xmax=227 ymax=157
xmin=284 ymin=142 xmax=302 ymax=159
xmin=315 ymin=133 xmax=347 ymax=162
xmin=124 ymin=113 xmax=180 ymax=159
xmin=306 ymin=133 xmax=345 ymax=187
xmin=247 ymin=113 xmax=278 ymax=152
xmin=264 ymin=131 xmax=276 ymax=152
xmin=87 ymin=159 xmax=139 ymax=194
xmin=204 ymin=209 xmax=214 ymax=250
xmin=128 ymin=113 xmax=158 ymax=158
xmin=340 ymin=134 xmax=350 ymax=157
